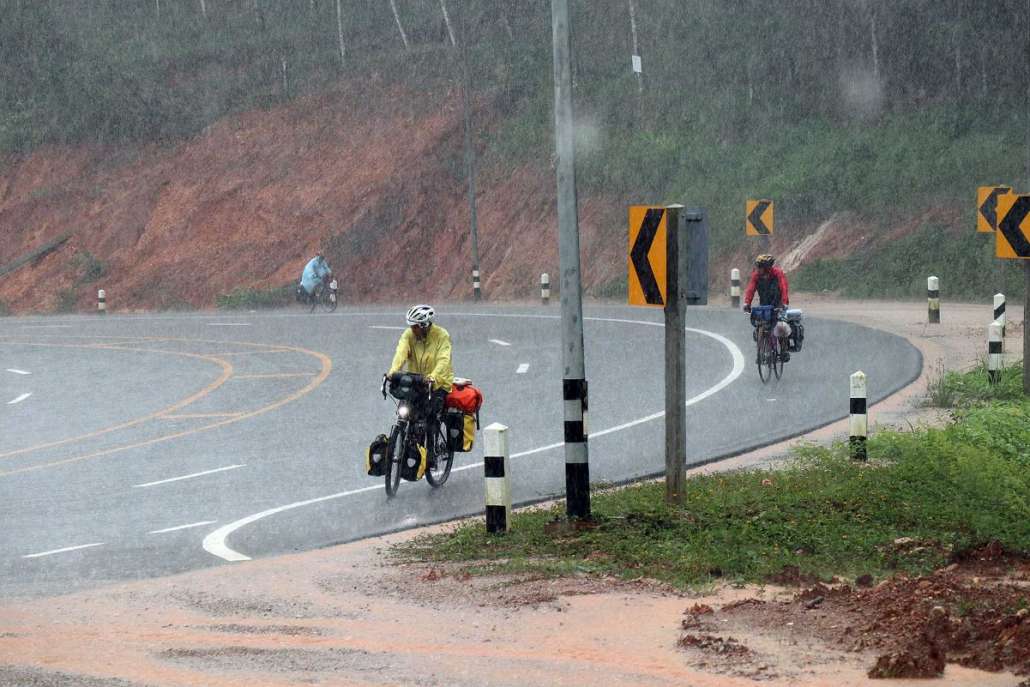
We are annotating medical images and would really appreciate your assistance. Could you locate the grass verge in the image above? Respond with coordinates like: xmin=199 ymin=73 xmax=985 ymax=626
xmin=393 ymin=362 xmax=1029 ymax=588
xmin=216 ymin=285 xmax=293 ymax=310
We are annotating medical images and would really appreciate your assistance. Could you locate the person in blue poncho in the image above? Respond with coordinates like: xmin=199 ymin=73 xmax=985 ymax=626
xmin=298 ymin=250 xmax=332 ymax=304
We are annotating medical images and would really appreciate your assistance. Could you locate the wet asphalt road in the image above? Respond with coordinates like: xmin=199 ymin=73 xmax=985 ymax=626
xmin=0 ymin=303 xmax=920 ymax=597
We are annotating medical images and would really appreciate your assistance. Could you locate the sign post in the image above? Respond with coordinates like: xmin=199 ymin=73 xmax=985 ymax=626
xmin=628 ymin=204 xmax=697 ymax=504
xmin=994 ymin=192 xmax=1030 ymax=394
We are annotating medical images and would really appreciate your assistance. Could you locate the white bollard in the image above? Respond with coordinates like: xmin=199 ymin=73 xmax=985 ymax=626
xmin=849 ymin=371 xmax=867 ymax=461
xmin=988 ymin=322 xmax=1003 ymax=385
xmin=927 ymin=276 xmax=940 ymax=324
xmin=730 ymin=268 xmax=741 ymax=309
xmin=97 ymin=289 xmax=106 ymax=315
xmin=329 ymin=278 xmax=338 ymax=305
xmin=541 ymin=273 xmax=550 ymax=305
xmin=472 ymin=269 xmax=481 ymax=302
xmin=483 ymin=423 xmax=511 ymax=534
xmin=994 ymin=293 xmax=1006 ymax=340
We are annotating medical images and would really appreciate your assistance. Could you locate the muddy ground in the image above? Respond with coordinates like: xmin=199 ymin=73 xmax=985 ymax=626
xmin=0 ymin=298 xmax=1027 ymax=687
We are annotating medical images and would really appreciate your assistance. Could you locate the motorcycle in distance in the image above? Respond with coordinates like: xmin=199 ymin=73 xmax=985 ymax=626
xmin=379 ymin=372 xmax=455 ymax=497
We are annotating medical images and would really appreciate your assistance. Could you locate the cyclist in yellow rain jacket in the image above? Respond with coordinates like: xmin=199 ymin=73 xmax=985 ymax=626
xmin=386 ymin=304 xmax=453 ymax=458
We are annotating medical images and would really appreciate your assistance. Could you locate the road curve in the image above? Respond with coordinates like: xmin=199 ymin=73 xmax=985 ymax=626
xmin=0 ymin=303 xmax=920 ymax=597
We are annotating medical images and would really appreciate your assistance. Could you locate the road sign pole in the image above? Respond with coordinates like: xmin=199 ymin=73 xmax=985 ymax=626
xmin=664 ymin=206 xmax=689 ymax=503
xmin=1024 ymin=264 xmax=1029 ymax=394
xmin=459 ymin=1 xmax=481 ymax=302
xmin=551 ymin=0 xmax=589 ymax=518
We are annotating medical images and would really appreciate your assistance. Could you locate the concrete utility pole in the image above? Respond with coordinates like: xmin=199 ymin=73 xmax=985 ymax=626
xmin=551 ymin=0 xmax=590 ymax=518
xmin=1024 ymin=0 xmax=1030 ymax=395
xmin=460 ymin=0 xmax=481 ymax=301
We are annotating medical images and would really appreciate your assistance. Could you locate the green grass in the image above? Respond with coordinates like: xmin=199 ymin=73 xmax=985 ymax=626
xmin=393 ymin=363 xmax=1030 ymax=588
xmin=216 ymin=284 xmax=293 ymax=310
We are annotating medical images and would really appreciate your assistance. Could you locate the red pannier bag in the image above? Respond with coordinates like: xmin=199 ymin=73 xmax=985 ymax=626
xmin=444 ymin=380 xmax=483 ymax=415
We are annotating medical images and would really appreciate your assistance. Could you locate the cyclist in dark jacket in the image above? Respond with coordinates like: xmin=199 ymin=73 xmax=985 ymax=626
xmin=743 ymin=254 xmax=793 ymax=361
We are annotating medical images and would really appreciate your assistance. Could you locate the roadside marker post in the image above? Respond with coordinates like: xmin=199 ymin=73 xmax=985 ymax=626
xmin=849 ymin=371 xmax=868 ymax=462
xmin=730 ymin=268 xmax=741 ymax=309
xmin=927 ymin=276 xmax=940 ymax=324
xmin=988 ymin=322 xmax=1003 ymax=385
xmin=483 ymin=423 xmax=512 ymax=534
xmin=472 ymin=269 xmax=481 ymax=302
xmin=97 ymin=289 xmax=106 ymax=315
xmin=994 ymin=293 xmax=1006 ymax=343
xmin=541 ymin=273 xmax=550 ymax=305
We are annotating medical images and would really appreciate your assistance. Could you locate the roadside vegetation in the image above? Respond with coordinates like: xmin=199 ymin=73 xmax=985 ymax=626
xmin=216 ymin=285 xmax=294 ymax=310
xmin=393 ymin=363 xmax=1029 ymax=587
xmin=2 ymin=2 xmax=1027 ymax=300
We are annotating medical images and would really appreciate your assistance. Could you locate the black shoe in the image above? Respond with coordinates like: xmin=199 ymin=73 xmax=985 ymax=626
xmin=781 ymin=351 xmax=790 ymax=362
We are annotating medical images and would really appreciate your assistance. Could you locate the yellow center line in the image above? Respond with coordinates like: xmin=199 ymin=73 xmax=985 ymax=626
xmin=230 ymin=373 xmax=315 ymax=379
xmin=159 ymin=413 xmax=246 ymax=420
xmin=0 ymin=339 xmax=332 ymax=477
xmin=0 ymin=342 xmax=233 ymax=461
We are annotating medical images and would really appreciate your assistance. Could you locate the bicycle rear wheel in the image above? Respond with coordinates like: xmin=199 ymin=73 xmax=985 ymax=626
xmin=424 ymin=421 xmax=454 ymax=487
xmin=385 ymin=425 xmax=404 ymax=497
xmin=756 ymin=334 xmax=771 ymax=383
xmin=308 ymin=285 xmax=321 ymax=313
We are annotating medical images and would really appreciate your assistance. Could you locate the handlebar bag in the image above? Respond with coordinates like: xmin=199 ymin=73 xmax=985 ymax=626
xmin=365 ymin=433 xmax=389 ymax=477
xmin=389 ymin=373 xmax=421 ymax=401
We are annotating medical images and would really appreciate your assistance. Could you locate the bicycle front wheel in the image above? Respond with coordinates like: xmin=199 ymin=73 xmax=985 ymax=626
xmin=385 ymin=425 xmax=405 ymax=497
xmin=424 ymin=422 xmax=454 ymax=487
xmin=322 ymin=288 xmax=338 ymax=313
xmin=757 ymin=334 xmax=772 ymax=383
xmin=772 ymin=337 xmax=784 ymax=380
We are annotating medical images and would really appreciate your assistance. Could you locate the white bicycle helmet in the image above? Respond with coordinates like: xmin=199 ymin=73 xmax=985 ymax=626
xmin=405 ymin=304 xmax=435 ymax=327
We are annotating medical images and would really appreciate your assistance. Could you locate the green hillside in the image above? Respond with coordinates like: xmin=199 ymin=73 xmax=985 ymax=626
xmin=2 ymin=0 xmax=1027 ymax=298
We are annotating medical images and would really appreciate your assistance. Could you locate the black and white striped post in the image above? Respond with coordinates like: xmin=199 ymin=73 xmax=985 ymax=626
xmin=541 ymin=273 xmax=550 ymax=305
xmin=849 ymin=371 xmax=868 ymax=461
xmin=988 ymin=322 xmax=1003 ymax=385
xmin=472 ymin=269 xmax=481 ymax=302
xmin=994 ymin=293 xmax=1006 ymax=339
xmin=97 ymin=288 xmax=106 ymax=315
xmin=730 ymin=268 xmax=741 ymax=309
xmin=483 ymin=422 xmax=511 ymax=534
xmin=927 ymin=276 xmax=940 ymax=324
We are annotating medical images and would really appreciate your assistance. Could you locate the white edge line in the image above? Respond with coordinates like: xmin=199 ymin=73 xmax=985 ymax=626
xmin=133 ymin=464 xmax=246 ymax=488
xmin=23 ymin=542 xmax=104 ymax=559
xmin=6 ymin=369 xmax=31 ymax=375
xmin=150 ymin=520 xmax=217 ymax=534
xmin=516 ymin=363 xmax=530 ymax=374
xmin=488 ymin=339 xmax=512 ymax=346
xmin=7 ymin=393 xmax=31 ymax=405
xmin=207 ymin=323 xmax=251 ymax=327
xmin=202 ymin=318 xmax=745 ymax=563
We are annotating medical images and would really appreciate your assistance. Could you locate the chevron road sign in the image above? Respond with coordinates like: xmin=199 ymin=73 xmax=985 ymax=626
xmin=746 ymin=199 xmax=774 ymax=235
xmin=995 ymin=193 xmax=1030 ymax=260
xmin=977 ymin=185 xmax=1011 ymax=233
xmin=628 ymin=206 xmax=668 ymax=306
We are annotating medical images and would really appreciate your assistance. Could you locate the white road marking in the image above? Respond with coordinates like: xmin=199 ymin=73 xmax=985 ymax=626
xmin=489 ymin=339 xmax=511 ymax=347
xmin=208 ymin=323 xmax=251 ymax=327
xmin=202 ymin=317 xmax=746 ymax=563
xmin=7 ymin=393 xmax=31 ymax=405
xmin=132 ymin=464 xmax=246 ymax=488
xmin=767 ymin=398 xmax=778 ymax=402
xmin=23 ymin=542 xmax=104 ymax=559
xmin=369 ymin=326 xmax=407 ymax=330
xmin=21 ymin=325 xmax=72 ymax=329
xmin=150 ymin=520 xmax=216 ymax=534
xmin=516 ymin=363 xmax=530 ymax=374
xmin=5 ymin=369 xmax=31 ymax=375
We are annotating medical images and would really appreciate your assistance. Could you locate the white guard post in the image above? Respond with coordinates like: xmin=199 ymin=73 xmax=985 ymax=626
xmin=97 ymin=289 xmax=106 ymax=314
xmin=988 ymin=322 xmax=1003 ymax=384
xmin=730 ymin=268 xmax=741 ymax=309
xmin=849 ymin=371 xmax=867 ymax=461
xmin=541 ymin=273 xmax=550 ymax=305
xmin=483 ymin=423 xmax=511 ymax=534
xmin=927 ymin=276 xmax=940 ymax=324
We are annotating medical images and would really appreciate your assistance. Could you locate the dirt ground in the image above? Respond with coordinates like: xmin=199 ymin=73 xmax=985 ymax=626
xmin=0 ymin=297 xmax=1027 ymax=687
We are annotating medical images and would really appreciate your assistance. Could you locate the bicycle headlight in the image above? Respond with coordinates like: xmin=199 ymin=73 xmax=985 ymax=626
xmin=398 ymin=404 xmax=410 ymax=419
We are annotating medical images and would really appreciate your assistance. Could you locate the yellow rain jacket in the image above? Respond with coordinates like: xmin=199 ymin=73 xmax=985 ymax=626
xmin=388 ymin=324 xmax=454 ymax=392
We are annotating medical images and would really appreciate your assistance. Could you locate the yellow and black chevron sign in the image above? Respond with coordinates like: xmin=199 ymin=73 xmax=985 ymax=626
xmin=977 ymin=185 xmax=1011 ymax=233
xmin=995 ymin=192 xmax=1030 ymax=259
xmin=628 ymin=206 xmax=668 ymax=307
xmin=746 ymin=199 xmax=773 ymax=236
